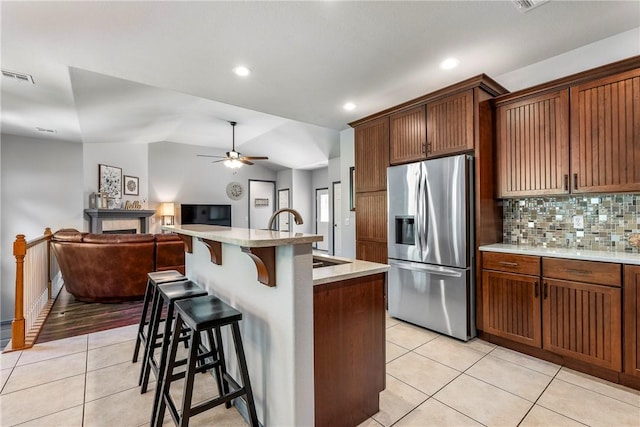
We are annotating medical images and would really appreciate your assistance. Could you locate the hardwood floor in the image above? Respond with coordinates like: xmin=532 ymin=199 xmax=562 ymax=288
xmin=36 ymin=287 xmax=145 ymax=344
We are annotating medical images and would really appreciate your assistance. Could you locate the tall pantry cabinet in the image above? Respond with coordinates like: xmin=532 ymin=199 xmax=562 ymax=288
xmin=350 ymin=75 xmax=508 ymax=328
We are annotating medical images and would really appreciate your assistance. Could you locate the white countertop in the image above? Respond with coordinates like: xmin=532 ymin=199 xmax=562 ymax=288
xmin=312 ymin=253 xmax=389 ymax=285
xmin=479 ymin=243 xmax=640 ymax=265
xmin=163 ymin=224 xmax=323 ymax=247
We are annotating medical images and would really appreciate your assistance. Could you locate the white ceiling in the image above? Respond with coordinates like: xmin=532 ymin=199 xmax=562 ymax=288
xmin=1 ymin=1 xmax=639 ymax=170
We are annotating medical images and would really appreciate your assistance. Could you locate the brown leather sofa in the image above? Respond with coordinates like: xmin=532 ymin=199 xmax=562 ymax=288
xmin=51 ymin=229 xmax=185 ymax=302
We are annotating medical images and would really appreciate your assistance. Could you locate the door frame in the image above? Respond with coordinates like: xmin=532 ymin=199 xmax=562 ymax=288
xmin=277 ymin=188 xmax=291 ymax=231
xmin=248 ymin=179 xmax=276 ymax=229
xmin=331 ymin=181 xmax=341 ymax=255
xmin=315 ymin=187 xmax=329 ymax=250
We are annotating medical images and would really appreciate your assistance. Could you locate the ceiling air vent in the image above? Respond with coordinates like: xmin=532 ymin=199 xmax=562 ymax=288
xmin=2 ymin=69 xmax=35 ymax=84
xmin=512 ymin=0 xmax=549 ymax=13
xmin=36 ymin=127 xmax=56 ymax=133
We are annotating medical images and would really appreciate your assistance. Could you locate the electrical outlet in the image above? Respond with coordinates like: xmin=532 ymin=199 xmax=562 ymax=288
xmin=345 ymin=218 xmax=350 ymax=226
xmin=572 ymin=215 xmax=584 ymax=229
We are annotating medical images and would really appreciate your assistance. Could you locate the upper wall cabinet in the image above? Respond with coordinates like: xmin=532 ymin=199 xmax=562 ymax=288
xmin=389 ymin=90 xmax=475 ymax=165
xmin=496 ymin=90 xmax=570 ymax=197
xmin=354 ymin=116 xmax=389 ymax=192
xmin=494 ymin=57 xmax=640 ymax=198
xmin=570 ymin=68 xmax=640 ymax=193
xmin=389 ymin=106 xmax=426 ymax=165
xmin=427 ymin=89 xmax=474 ymax=158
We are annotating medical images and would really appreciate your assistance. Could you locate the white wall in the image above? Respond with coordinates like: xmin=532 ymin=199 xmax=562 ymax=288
xmin=338 ymin=128 xmax=356 ymax=258
xmin=291 ymin=169 xmax=312 ymax=234
xmin=1 ymin=134 xmax=84 ymax=321
xmin=327 ymin=157 xmax=341 ymax=255
xmin=148 ymin=141 xmax=276 ymax=232
xmin=496 ymin=27 xmax=640 ymax=92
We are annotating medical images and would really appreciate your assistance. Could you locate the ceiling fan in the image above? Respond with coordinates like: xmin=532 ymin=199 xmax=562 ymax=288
xmin=197 ymin=121 xmax=268 ymax=168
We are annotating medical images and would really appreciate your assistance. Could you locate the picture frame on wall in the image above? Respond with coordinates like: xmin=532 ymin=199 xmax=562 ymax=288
xmin=123 ymin=175 xmax=139 ymax=196
xmin=98 ymin=164 xmax=122 ymax=199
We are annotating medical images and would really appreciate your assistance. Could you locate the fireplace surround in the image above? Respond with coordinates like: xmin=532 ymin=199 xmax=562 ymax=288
xmin=84 ymin=209 xmax=156 ymax=234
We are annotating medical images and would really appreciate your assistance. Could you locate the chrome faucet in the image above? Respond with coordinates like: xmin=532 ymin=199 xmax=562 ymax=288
xmin=268 ymin=208 xmax=303 ymax=231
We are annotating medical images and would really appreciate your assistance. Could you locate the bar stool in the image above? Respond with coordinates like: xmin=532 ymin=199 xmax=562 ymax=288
xmin=139 ymin=279 xmax=207 ymax=394
xmin=132 ymin=270 xmax=186 ymax=364
xmin=153 ymin=295 xmax=259 ymax=427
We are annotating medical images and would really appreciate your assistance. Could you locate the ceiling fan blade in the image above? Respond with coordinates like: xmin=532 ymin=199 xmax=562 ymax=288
xmin=242 ymin=156 xmax=269 ymax=160
xmin=212 ymin=159 xmax=228 ymax=163
xmin=238 ymin=158 xmax=255 ymax=166
xmin=197 ymin=154 xmax=226 ymax=158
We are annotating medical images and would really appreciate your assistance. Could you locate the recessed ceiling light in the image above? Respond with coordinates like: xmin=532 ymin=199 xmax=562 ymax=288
xmin=233 ymin=66 xmax=251 ymax=77
xmin=343 ymin=102 xmax=356 ymax=111
xmin=440 ymin=58 xmax=460 ymax=70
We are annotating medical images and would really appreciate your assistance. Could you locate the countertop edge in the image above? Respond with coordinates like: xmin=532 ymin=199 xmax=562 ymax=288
xmin=479 ymin=243 xmax=640 ymax=265
xmin=163 ymin=225 xmax=323 ymax=247
xmin=313 ymin=265 xmax=389 ymax=286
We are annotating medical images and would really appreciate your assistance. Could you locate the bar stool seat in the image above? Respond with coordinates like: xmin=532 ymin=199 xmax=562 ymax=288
xmin=132 ymin=270 xmax=186 ymax=364
xmin=139 ymin=279 xmax=207 ymax=394
xmin=154 ymin=295 xmax=259 ymax=427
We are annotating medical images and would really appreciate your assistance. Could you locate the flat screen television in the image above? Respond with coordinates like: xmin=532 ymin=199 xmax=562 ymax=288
xmin=181 ymin=204 xmax=232 ymax=227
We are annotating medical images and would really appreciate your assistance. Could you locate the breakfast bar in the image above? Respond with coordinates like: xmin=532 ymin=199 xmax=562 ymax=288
xmin=163 ymin=224 xmax=389 ymax=427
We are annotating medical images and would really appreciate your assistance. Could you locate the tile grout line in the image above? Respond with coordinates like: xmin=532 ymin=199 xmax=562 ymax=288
xmin=82 ymin=333 xmax=88 ymax=427
xmin=551 ymin=374 xmax=640 ymax=409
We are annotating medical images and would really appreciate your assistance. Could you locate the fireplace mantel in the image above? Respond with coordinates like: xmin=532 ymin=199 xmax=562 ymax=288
xmin=84 ymin=209 xmax=156 ymax=234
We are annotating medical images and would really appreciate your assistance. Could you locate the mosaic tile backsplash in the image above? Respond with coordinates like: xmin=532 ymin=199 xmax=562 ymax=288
xmin=502 ymin=194 xmax=640 ymax=253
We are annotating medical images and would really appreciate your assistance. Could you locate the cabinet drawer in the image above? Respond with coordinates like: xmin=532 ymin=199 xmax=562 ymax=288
xmin=542 ymin=258 xmax=621 ymax=287
xmin=482 ymin=252 xmax=540 ymax=276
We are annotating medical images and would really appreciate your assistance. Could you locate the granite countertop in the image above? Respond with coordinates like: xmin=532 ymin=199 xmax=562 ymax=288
xmin=479 ymin=243 xmax=640 ymax=265
xmin=312 ymin=253 xmax=389 ymax=285
xmin=163 ymin=224 xmax=323 ymax=247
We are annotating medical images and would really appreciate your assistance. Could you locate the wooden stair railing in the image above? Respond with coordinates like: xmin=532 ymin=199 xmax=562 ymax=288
xmin=6 ymin=228 xmax=58 ymax=352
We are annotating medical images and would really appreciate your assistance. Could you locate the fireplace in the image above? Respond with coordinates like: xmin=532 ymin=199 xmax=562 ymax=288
xmin=84 ymin=209 xmax=156 ymax=234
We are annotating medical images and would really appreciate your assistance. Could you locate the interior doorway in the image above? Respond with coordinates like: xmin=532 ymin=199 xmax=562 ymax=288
xmin=248 ymin=180 xmax=276 ymax=229
xmin=315 ymin=187 xmax=329 ymax=251
xmin=277 ymin=188 xmax=291 ymax=231
xmin=332 ymin=181 xmax=341 ymax=255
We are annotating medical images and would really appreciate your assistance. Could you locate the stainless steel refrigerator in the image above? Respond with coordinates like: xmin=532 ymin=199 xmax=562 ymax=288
xmin=387 ymin=154 xmax=475 ymax=341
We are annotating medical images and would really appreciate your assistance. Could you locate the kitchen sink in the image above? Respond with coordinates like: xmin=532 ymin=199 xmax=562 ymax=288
xmin=312 ymin=255 xmax=351 ymax=269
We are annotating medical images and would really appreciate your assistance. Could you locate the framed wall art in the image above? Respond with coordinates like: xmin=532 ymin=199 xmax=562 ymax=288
xmin=123 ymin=175 xmax=139 ymax=196
xmin=98 ymin=164 xmax=122 ymax=199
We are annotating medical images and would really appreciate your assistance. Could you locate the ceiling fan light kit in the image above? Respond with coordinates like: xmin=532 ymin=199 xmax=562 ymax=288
xmin=197 ymin=121 xmax=269 ymax=168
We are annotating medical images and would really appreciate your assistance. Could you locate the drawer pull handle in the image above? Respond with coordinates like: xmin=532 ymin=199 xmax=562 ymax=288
xmin=499 ymin=261 xmax=519 ymax=267
xmin=566 ymin=269 xmax=590 ymax=275
xmin=543 ymin=282 xmax=548 ymax=299
xmin=563 ymin=174 xmax=569 ymax=191
xmin=573 ymin=173 xmax=578 ymax=190
xmin=534 ymin=281 xmax=539 ymax=298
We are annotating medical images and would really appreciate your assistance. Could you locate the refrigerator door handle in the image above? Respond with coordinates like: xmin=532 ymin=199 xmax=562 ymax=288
xmin=414 ymin=165 xmax=423 ymax=257
xmin=421 ymin=162 xmax=429 ymax=255
xmin=389 ymin=259 xmax=463 ymax=278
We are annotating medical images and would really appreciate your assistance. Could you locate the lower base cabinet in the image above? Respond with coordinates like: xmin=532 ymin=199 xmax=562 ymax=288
xmin=625 ymin=265 xmax=640 ymax=378
xmin=542 ymin=278 xmax=621 ymax=371
xmin=313 ymin=273 xmax=386 ymax=427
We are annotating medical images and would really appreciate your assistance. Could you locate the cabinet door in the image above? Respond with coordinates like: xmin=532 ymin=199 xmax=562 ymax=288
xmin=482 ymin=270 xmax=541 ymax=347
xmin=389 ymin=106 xmax=426 ymax=165
xmin=496 ymin=89 xmax=570 ymax=197
xmin=570 ymin=68 xmax=640 ymax=193
xmin=355 ymin=191 xmax=387 ymax=243
xmin=542 ymin=279 xmax=622 ymax=371
xmin=426 ymin=90 xmax=474 ymax=157
xmin=354 ymin=117 xmax=389 ymax=192
xmin=624 ymin=265 xmax=640 ymax=377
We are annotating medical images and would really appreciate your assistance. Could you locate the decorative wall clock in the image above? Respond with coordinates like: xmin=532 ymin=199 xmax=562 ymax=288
xmin=226 ymin=182 xmax=244 ymax=200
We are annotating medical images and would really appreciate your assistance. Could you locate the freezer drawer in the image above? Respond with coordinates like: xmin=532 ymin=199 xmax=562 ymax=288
xmin=387 ymin=259 xmax=475 ymax=341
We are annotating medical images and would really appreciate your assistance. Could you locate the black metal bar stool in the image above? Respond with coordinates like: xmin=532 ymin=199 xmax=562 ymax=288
xmin=153 ymin=295 xmax=259 ymax=427
xmin=139 ymin=279 xmax=207 ymax=394
xmin=132 ymin=270 xmax=186 ymax=364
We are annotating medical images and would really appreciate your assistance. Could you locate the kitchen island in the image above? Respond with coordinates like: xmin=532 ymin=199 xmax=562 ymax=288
xmin=163 ymin=224 xmax=388 ymax=426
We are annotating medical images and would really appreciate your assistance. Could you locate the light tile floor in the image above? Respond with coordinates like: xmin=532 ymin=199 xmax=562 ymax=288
xmin=1 ymin=315 xmax=639 ymax=426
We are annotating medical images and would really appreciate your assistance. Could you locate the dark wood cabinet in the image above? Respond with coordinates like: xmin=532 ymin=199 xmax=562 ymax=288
xmin=426 ymin=89 xmax=474 ymax=158
xmin=389 ymin=106 xmax=426 ymax=165
xmin=314 ymin=273 xmax=386 ymax=427
xmin=570 ymin=68 xmax=640 ymax=193
xmin=354 ymin=117 xmax=389 ymax=193
xmin=495 ymin=89 xmax=570 ymax=197
xmin=542 ymin=258 xmax=622 ymax=371
xmin=482 ymin=253 xmax=541 ymax=347
xmin=355 ymin=192 xmax=387 ymax=243
xmin=624 ymin=265 xmax=640 ymax=378
xmin=494 ymin=57 xmax=640 ymax=198
xmin=542 ymin=278 xmax=621 ymax=371
xmin=355 ymin=241 xmax=387 ymax=265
